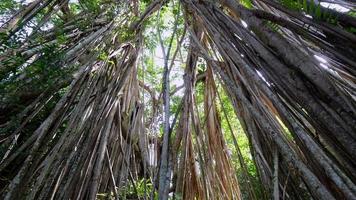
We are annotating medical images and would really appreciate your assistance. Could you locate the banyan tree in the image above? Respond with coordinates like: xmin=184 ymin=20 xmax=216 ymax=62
xmin=0 ymin=0 xmax=355 ymax=199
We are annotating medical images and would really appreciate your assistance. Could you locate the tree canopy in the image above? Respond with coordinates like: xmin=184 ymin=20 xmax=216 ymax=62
xmin=0 ymin=0 xmax=355 ymax=199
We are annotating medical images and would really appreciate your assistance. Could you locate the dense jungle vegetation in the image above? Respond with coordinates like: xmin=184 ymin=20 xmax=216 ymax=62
xmin=0 ymin=0 xmax=355 ymax=199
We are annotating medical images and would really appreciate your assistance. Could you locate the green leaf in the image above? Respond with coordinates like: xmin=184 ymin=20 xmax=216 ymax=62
xmin=315 ymin=3 xmax=322 ymax=19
